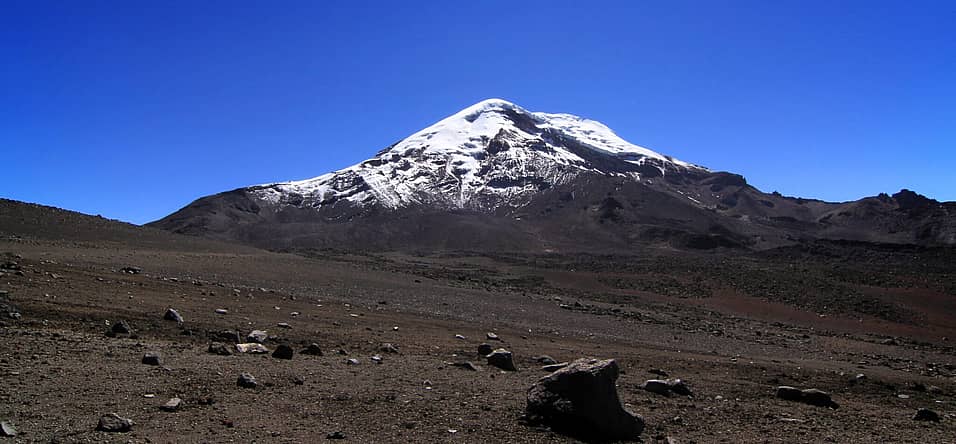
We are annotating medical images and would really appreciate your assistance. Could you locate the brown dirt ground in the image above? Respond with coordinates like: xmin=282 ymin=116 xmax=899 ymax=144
xmin=1 ymin=234 xmax=955 ymax=443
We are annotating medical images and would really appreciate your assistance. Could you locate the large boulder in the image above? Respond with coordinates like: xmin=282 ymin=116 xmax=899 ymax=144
xmin=526 ymin=358 xmax=644 ymax=440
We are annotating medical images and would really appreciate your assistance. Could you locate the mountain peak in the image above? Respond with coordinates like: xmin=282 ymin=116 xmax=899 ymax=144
xmin=248 ymin=101 xmax=703 ymax=211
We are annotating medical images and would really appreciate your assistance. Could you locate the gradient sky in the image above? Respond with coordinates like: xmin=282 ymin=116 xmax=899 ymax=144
xmin=2 ymin=1 xmax=954 ymax=224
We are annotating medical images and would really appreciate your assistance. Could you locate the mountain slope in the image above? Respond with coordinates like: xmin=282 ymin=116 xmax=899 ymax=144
xmin=150 ymin=99 xmax=956 ymax=252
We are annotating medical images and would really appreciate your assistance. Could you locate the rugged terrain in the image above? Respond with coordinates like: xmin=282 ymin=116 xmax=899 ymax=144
xmin=2 ymin=198 xmax=955 ymax=442
xmin=151 ymin=99 xmax=956 ymax=252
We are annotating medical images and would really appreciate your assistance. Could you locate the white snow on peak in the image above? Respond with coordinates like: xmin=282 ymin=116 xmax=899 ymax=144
xmin=252 ymin=99 xmax=703 ymax=210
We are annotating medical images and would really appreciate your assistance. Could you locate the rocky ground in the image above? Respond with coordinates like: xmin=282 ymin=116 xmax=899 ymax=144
xmin=1 ymin=205 xmax=955 ymax=442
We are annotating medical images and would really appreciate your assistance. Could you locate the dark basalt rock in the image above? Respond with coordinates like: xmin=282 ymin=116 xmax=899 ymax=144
xmin=526 ymin=358 xmax=644 ymax=440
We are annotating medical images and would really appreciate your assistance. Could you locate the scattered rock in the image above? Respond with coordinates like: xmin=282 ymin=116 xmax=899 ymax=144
xmin=237 ymin=373 xmax=257 ymax=388
xmin=776 ymin=386 xmax=838 ymax=408
xmin=214 ymin=308 xmax=228 ymax=315
xmin=346 ymin=358 xmax=360 ymax=365
xmin=542 ymin=362 xmax=569 ymax=372
xmin=277 ymin=322 xmax=292 ymax=329
xmin=486 ymin=332 xmax=501 ymax=341
xmin=642 ymin=379 xmax=671 ymax=396
xmin=97 ymin=413 xmax=134 ymax=432
xmin=452 ymin=361 xmax=479 ymax=371
xmin=208 ymin=342 xmax=232 ymax=356
xmin=775 ymin=386 xmax=803 ymax=402
xmin=217 ymin=330 xmax=241 ymax=343
xmin=667 ymin=378 xmax=693 ymax=396
xmin=800 ymin=389 xmax=838 ymax=408
xmin=526 ymin=358 xmax=644 ymax=440
xmin=486 ymin=348 xmax=517 ymax=371
xmin=477 ymin=343 xmax=494 ymax=355
xmin=246 ymin=330 xmax=268 ymax=343
xmin=455 ymin=334 xmax=466 ymax=340
xmin=292 ymin=375 xmax=305 ymax=385
xmin=142 ymin=352 xmax=162 ymax=366
xmin=326 ymin=431 xmax=346 ymax=439
xmin=235 ymin=343 xmax=269 ymax=354
xmin=380 ymin=343 xmax=399 ymax=354
xmin=302 ymin=343 xmax=324 ymax=356
xmin=160 ymin=398 xmax=182 ymax=412
xmin=272 ymin=344 xmax=294 ymax=360
xmin=0 ymin=421 xmax=16 ymax=437
xmin=913 ymin=408 xmax=940 ymax=422
xmin=535 ymin=355 xmax=558 ymax=365
xmin=370 ymin=355 xmax=383 ymax=363
xmin=163 ymin=308 xmax=183 ymax=323
xmin=120 ymin=266 xmax=141 ymax=274
xmin=111 ymin=320 xmax=131 ymax=335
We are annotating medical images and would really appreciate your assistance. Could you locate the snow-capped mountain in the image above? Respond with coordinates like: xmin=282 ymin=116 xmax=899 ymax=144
xmin=248 ymin=99 xmax=705 ymax=212
xmin=152 ymin=99 xmax=956 ymax=252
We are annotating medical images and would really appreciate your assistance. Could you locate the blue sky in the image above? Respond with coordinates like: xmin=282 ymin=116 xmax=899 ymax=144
xmin=2 ymin=1 xmax=954 ymax=224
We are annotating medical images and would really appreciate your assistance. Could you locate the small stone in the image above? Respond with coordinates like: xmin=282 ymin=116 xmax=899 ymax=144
xmin=486 ymin=332 xmax=500 ymax=341
xmin=235 ymin=343 xmax=269 ymax=354
xmin=535 ymin=355 xmax=558 ymax=365
xmin=97 ymin=413 xmax=134 ymax=432
xmin=217 ymin=330 xmax=241 ymax=343
xmin=800 ymin=389 xmax=837 ymax=408
xmin=120 ymin=266 xmax=141 ymax=274
xmin=913 ymin=408 xmax=940 ymax=422
xmin=452 ymin=361 xmax=479 ymax=371
xmin=163 ymin=308 xmax=183 ymax=323
xmin=208 ymin=342 xmax=232 ymax=356
xmin=346 ymin=358 xmax=360 ymax=365
xmin=326 ymin=431 xmax=346 ymax=439
xmin=214 ymin=308 xmax=228 ymax=315
xmin=486 ymin=348 xmax=517 ymax=371
xmin=642 ymin=379 xmax=671 ymax=396
xmin=775 ymin=386 xmax=803 ymax=402
xmin=111 ymin=320 xmax=131 ymax=334
xmin=160 ymin=398 xmax=182 ymax=412
xmin=272 ymin=344 xmax=294 ymax=360
xmin=477 ymin=343 xmax=494 ymax=355
xmin=667 ymin=378 xmax=693 ymax=396
xmin=237 ymin=372 xmax=257 ymax=388
xmin=370 ymin=355 xmax=383 ymax=363
xmin=380 ymin=343 xmax=399 ymax=354
xmin=455 ymin=334 xmax=466 ymax=340
xmin=302 ymin=343 xmax=324 ymax=356
xmin=1 ymin=421 xmax=16 ymax=437
xmin=142 ymin=352 xmax=163 ymax=366
xmin=277 ymin=322 xmax=292 ymax=329
xmin=292 ymin=376 xmax=305 ymax=385
xmin=246 ymin=330 xmax=268 ymax=343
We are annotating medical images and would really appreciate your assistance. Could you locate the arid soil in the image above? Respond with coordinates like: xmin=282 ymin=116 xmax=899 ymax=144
xmin=1 ymin=202 xmax=955 ymax=443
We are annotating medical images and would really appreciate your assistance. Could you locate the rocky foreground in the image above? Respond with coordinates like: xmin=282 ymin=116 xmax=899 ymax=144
xmin=1 ymin=198 xmax=955 ymax=442
xmin=1 ymin=239 xmax=954 ymax=443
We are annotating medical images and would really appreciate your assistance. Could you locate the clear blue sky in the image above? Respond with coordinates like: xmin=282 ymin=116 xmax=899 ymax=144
xmin=2 ymin=1 xmax=954 ymax=224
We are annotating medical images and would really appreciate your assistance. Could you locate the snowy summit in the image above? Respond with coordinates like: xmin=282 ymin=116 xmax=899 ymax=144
xmin=251 ymin=99 xmax=705 ymax=211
